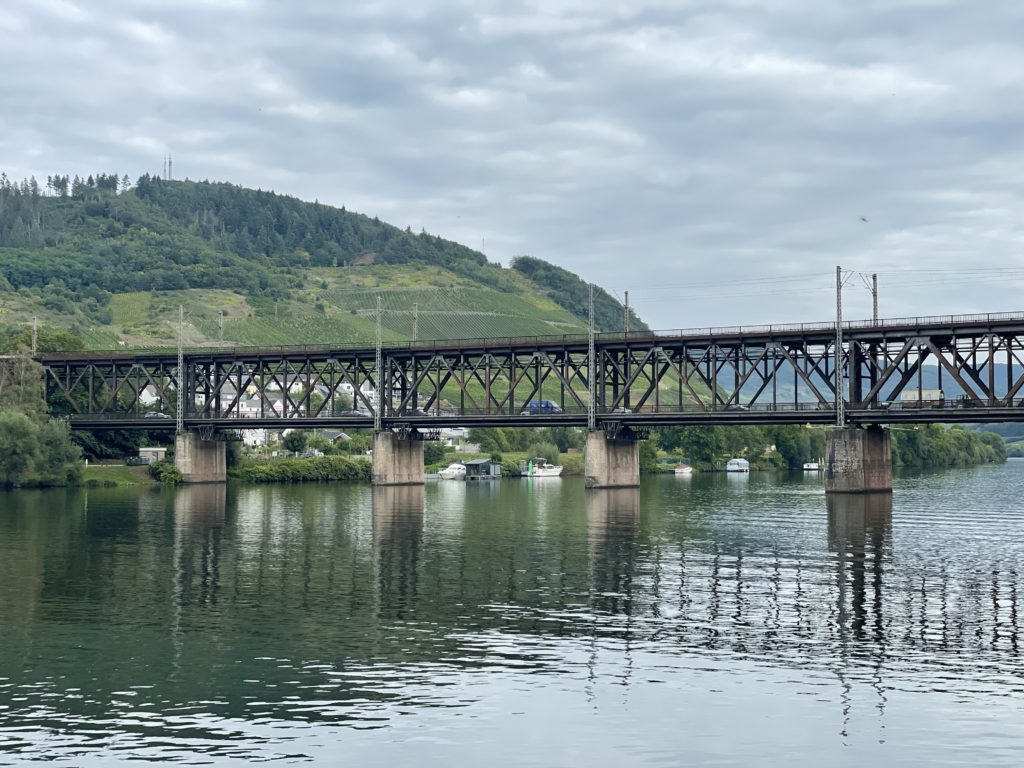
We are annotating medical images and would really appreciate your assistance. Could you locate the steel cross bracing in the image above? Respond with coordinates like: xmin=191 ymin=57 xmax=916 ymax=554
xmin=37 ymin=311 xmax=1024 ymax=430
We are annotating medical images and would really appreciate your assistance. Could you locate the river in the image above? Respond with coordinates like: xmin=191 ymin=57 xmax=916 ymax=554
xmin=1 ymin=463 xmax=1023 ymax=766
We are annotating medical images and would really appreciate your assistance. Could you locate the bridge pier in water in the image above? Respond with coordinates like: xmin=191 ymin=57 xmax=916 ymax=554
xmin=825 ymin=426 xmax=892 ymax=494
xmin=372 ymin=432 xmax=425 ymax=486
xmin=585 ymin=432 xmax=640 ymax=489
xmin=174 ymin=432 xmax=227 ymax=484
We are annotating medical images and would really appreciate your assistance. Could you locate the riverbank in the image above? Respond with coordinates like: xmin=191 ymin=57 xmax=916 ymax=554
xmin=80 ymin=464 xmax=155 ymax=487
xmin=231 ymin=455 xmax=371 ymax=483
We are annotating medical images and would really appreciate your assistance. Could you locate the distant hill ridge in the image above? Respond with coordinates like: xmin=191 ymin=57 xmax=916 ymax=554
xmin=0 ymin=173 xmax=646 ymax=348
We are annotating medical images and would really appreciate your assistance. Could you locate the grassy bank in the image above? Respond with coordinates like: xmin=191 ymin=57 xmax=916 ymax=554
xmin=79 ymin=464 xmax=155 ymax=487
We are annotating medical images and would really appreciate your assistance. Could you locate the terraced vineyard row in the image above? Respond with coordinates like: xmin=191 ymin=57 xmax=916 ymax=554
xmin=386 ymin=312 xmax=572 ymax=340
xmin=220 ymin=315 xmax=402 ymax=347
xmin=326 ymin=287 xmax=584 ymax=328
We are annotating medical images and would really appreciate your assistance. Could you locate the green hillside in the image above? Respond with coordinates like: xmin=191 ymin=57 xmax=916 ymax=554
xmin=0 ymin=173 xmax=646 ymax=349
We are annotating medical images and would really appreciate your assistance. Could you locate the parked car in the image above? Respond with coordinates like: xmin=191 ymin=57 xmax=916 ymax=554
xmin=520 ymin=400 xmax=563 ymax=415
xmin=335 ymin=409 xmax=371 ymax=417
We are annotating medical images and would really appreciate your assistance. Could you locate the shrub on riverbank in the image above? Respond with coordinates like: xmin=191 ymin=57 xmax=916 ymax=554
xmin=0 ymin=410 xmax=82 ymax=487
xmin=148 ymin=459 xmax=183 ymax=485
xmin=232 ymin=455 xmax=371 ymax=483
xmin=891 ymin=424 xmax=1006 ymax=468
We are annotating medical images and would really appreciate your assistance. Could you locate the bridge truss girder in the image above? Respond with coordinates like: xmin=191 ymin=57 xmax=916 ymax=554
xmin=38 ymin=314 xmax=1024 ymax=428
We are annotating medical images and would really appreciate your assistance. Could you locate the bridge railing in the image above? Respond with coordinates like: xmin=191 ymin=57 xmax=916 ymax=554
xmin=61 ymin=395 xmax=1024 ymax=423
xmin=38 ymin=310 xmax=1024 ymax=361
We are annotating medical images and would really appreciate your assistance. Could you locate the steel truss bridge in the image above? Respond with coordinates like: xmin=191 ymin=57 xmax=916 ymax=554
xmin=35 ymin=310 xmax=1024 ymax=432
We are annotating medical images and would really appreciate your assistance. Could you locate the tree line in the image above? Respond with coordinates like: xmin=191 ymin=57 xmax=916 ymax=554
xmin=0 ymin=172 xmax=637 ymax=333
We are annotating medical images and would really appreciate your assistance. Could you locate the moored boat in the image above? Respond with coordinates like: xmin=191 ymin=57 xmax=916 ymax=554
xmin=725 ymin=458 xmax=750 ymax=473
xmin=438 ymin=462 xmax=467 ymax=480
xmin=674 ymin=463 xmax=693 ymax=475
xmin=524 ymin=457 xmax=563 ymax=478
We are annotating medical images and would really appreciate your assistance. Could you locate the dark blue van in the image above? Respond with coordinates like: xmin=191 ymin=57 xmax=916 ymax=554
xmin=520 ymin=399 xmax=563 ymax=415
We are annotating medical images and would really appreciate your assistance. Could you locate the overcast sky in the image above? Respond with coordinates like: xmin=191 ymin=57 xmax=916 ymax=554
xmin=3 ymin=0 xmax=1024 ymax=329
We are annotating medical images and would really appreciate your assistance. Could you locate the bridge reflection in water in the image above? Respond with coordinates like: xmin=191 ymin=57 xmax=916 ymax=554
xmin=152 ymin=478 xmax=1019 ymax=689
xmin=0 ymin=474 xmax=1021 ymax=763
xmin=828 ymin=493 xmax=892 ymax=647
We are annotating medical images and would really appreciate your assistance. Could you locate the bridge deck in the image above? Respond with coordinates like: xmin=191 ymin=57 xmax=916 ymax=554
xmin=34 ymin=309 xmax=1024 ymax=429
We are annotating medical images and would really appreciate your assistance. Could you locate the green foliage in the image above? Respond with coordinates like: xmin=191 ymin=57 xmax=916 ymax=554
xmin=423 ymin=441 xmax=446 ymax=465
xmin=233 ymin=455 xmax=371 ymax=483
xmin=655 ymin=424 xmax=826 ymax=469
xmin=0 ymin=410 xmax=81 ymax=487
xmin=0 ymin=174 xmax=498 ymax=302
xmin=501 ymin=459 xmax=523 ymax=477
xmin=639 ymin=441 xmax=659 ymax=475
xmin=0 ymin=327 xmax=86 ymax=353
xmin=0 ymin=355 xmax=46 ymax=416
xmin=72 ymin=429 xmax=155 ymax=460
xmin=281 ymin=431 xmax=308 ymax=454
xmin=469 ymin=427 xmax=535 ymax=453
xmin=546 ymin=426 xmax=584 ymax=453
xmin=656 ymin=423 xmax=1003 ymax=471
xmin=148 ymin=459 xmax=183 ymax=485
xmin=890 ymin=424 xmax=1006 ymax=468
xmin=0 ymin=174 xmax=631 ymax=350
xmin=226 ymin=439 xmax=243 ymax=468
xmin=524 ymin=441 xmax=561 ymax=465
xmin=556 ymin=453 xmax=582 ymax=476
xmin=0 ymin=410 xmax=38 ymax=484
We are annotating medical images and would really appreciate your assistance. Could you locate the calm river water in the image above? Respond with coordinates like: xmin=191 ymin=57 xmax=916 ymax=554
xmin=2 ymin=463 xmax=1024 ymax=766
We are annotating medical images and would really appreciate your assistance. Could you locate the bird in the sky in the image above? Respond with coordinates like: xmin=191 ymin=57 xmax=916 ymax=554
xmin=859 ymin=217 xmax=868 ymax=223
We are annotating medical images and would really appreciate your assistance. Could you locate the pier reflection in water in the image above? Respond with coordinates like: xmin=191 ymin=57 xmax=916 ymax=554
xmin=1 ymin=467 xmax=1023 ymax=766
xmin=373 ymin=485 xmax=425 ymax=619
xmin=828 ymin=492 xmax=892 ymax=647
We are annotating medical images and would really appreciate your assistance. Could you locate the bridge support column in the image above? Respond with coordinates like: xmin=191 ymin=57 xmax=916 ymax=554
xmin=372 ymin=432 xmax=424 ymax=486
xmin=174 ymin=432 xmax=227 ymax=484
xmin=825 ymin=426 xmax=892 ymax=494
xmin=585 ymin=431 xmax=640 ymax=489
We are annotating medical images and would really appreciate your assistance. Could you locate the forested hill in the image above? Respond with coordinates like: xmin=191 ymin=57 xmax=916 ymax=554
xmin=0 ymin=173 xmax=646 ymax=348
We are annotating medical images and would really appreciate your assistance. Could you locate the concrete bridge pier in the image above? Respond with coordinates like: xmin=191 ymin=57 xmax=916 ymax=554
xmin=825 ymin=426 xmax=892 ymax=494
xmin=585 ymin=431 xmax=640 ymax=489
xmin=372 ymin=431 xmax=425 ymax=486
xmin=174 ymin=432 xmax=227 ymax=484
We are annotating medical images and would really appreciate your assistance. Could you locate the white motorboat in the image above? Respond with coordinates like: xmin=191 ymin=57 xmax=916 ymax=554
xmin=674 ymin=463 xmax=693 ymax=475
xmin=524 ymin=457 xmax=563 ymax=478
xmin=802 ymin=462 xmax=822 ymax=471
xmin=438 ymin=462 xmax=467 ymax=480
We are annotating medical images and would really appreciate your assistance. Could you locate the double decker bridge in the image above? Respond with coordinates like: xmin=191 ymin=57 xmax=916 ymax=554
xmin=35 ymin=309 xmax=1024 ymax=490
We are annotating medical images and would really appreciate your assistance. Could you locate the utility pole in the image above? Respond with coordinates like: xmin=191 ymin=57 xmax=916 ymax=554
xmin=374 ymin=296 xmax=383 ymax=432
xmin=872 ymin=273 xmax=878 ymax=323
xmin=176 ymin=304 xmax=185 ymax=435
xmin=218 ymin=310 xmax=224 ymax=341
xmin=412 ymin=303 xmax=418 ymax=342
xmin=588 ymin=284 xmax=596 ymax=431
xmin=624 ymin=290 xmax=630 ymax=335
xmin=31 ymin=316 xmax=37 ymax=355
xmin=835 ymin=266 xmax=844 ymax=427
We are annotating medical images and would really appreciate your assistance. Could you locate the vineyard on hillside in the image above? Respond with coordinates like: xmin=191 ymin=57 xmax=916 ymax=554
xmin=68 ymin=266 xmax=590 ymax=349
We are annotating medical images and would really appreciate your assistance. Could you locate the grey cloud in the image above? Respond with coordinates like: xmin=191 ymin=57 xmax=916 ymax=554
xmin=3 ymin=0 xmax=1024 ymax=327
